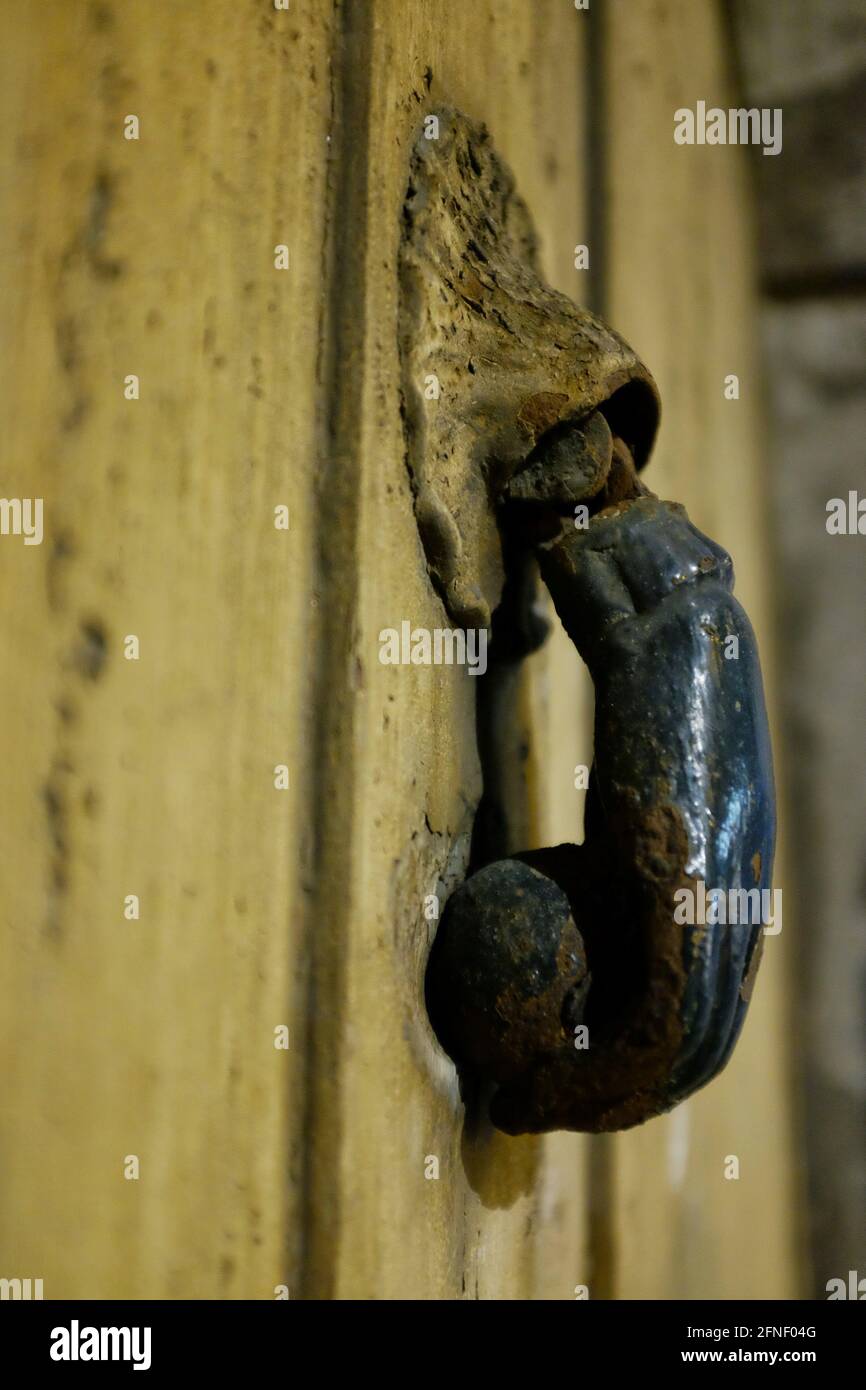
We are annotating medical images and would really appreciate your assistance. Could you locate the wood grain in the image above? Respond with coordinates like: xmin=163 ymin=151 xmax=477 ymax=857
xmin=0 ymin=0 xmax=799 ymax=1301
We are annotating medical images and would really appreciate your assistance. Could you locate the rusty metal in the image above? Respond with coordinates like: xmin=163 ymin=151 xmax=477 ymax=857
xmin=426 ymin=420 xmax=776 ymax=1133
xmin=409 ymin=112 xmax=776 ymax=1135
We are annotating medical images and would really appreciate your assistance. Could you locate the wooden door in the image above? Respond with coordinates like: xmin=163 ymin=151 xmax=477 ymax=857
xmin=0 ymin=0 xmax=800 ymax=1300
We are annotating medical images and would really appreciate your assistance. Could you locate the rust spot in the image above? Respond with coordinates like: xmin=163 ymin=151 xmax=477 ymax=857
xmin=516 ymin=391 xmax=569 ymax=440
xmin=632 ymin=802 xmax=689 ymax=883
xmin=740 ymin=932 xmax=764 ymax=1003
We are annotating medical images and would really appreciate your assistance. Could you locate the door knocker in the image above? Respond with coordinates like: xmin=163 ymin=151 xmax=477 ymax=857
xmin=403 ymin=111 xmax=776 ymax=1134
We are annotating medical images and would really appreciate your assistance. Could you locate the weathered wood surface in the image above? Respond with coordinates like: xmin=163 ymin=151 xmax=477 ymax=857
xmin=0 ymin=0 xmax=798 ymax=1300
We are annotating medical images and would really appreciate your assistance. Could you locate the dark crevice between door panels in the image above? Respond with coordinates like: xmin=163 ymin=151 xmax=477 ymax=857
xmin=296 ymin=0 xmax=375 ymax=1301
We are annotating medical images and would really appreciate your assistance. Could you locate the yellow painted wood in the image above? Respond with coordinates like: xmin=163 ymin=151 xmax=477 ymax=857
xmin=0 ymin=0 xmax=593 ymax=1302
xmin=301 ymin=0 xmax=591 ymax=1302
xmin=0 ymin=0 xmax=801 ymax=1302
xmin=603 ymin=0 xmax=802 ymax=1299
xmin=0 ymin=0 xmax=335 ymax=1298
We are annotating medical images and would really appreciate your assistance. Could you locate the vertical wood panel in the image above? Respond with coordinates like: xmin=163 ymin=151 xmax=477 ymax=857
xmin=303 ymin=0 xmax=592 ymax=1302
xmin=0 ymin=0 xmax=335 ymax=1298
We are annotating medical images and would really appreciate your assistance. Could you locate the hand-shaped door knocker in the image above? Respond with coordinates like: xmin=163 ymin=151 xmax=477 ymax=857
xmin=402 ymin=111 xmax=775 ymax=1134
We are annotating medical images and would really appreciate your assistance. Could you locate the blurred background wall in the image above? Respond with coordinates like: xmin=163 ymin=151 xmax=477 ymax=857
xmin=730 ymin=0 xmax=866 ymax=1297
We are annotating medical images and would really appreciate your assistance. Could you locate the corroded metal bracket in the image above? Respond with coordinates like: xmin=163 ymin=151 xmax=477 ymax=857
xmin=406 ymin=111 xmax=776 ymax=1135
